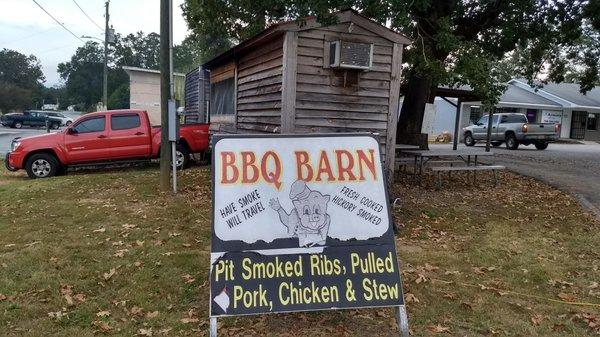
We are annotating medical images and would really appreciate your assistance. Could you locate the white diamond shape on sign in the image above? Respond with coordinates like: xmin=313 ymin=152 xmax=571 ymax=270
xmin=214 ymin=287 xmax=230 ymax=313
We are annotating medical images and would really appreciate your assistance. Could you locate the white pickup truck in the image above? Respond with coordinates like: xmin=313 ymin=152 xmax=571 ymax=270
xmin=463 ymin=113 xmax=560 ymax=150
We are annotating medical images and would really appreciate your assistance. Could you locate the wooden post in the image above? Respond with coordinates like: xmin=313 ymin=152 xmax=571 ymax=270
xmin=453 ymin=98 xmax=462 ymax=150
xmin=385 ymin=43 xmax=403 ymax=183
xmin=281 ymin=31 xmax=298 ymax=133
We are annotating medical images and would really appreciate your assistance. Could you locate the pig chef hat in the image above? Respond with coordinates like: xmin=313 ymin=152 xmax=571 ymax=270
xmin=289 ymin=180 xmax=313 ymax=201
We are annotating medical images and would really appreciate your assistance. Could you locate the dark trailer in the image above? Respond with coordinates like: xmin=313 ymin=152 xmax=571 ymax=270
xmin=191 ymin=9 xmax=411 ymax=175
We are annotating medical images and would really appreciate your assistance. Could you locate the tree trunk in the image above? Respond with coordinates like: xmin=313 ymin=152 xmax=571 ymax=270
xmin=396 ymin=71 xmax=433 ymax=146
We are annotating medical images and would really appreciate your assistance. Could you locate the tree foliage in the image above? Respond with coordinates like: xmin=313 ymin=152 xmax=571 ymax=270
xmin=57 ymin=32 xmax=202 ymax=111
xmin=182 ymin=0 xmax=597 ymax=140
xmin=0 ymin=49 xmax=45 ymax=112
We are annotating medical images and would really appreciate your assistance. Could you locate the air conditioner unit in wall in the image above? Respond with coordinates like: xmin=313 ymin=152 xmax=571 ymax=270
xmin=329 ymin=40 xmax=374 ymax=70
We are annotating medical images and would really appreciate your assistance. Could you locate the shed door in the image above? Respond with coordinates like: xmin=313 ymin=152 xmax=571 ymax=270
xmin=570 ymin=111 xmax=587 ymax=139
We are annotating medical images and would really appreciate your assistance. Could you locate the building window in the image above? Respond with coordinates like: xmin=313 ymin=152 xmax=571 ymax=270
xmin=588 ymin=113 xmax=598 ymax=131
xmin=210 ymin=77 xmax=235 ymax=116
xmin=525 ymin=109 xmax=538 ymax=123
xmin=470 ymin=107 xmax=482 ymax=124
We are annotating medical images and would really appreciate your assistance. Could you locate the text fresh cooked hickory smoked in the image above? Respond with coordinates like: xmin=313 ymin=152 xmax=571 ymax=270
xmin=210 ymin=135 xmax=405 ymax=317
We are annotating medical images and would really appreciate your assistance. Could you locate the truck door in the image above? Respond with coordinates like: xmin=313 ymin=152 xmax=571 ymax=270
xmin=64 ymin=116 xmax=111 ymax=163
xmin=472 ymin=115 xmax=488 ymax=139
xmin=108 ymin=113 xmax=151 ymax=159
xmin=490 ymin=115 xmax=501 ymax=140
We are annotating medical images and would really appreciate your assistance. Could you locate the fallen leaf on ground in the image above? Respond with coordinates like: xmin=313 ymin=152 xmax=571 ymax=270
xmin=73 ymin=293 xmax=86 ymax=303
xmin=103 ymin=268 xmax=116 ymax=280
xmin=180 ymin=318 xmax=199 ymax=324
xmin=0 ymin=294 xmax=6 ymax=301
xmin=415 ymin=274 xmax=427 ymax=284
xmin=557 ymin=293 xmax=577 ymax=302
xmin=96 ymin=310 xmax=110 ymax=317
xmin=130 ymin=306 xmax=144 ymax=316
xmin=93 ymin=227 xmax=106 ymax=233
xmin=405 ymin=293 xmax=419 ymax=303
xmin=146 ymin=311 xmax=159 ymax=318
xmin=182 ymin=274 xmax=195 ymax=284
xmin=427 ymin=325 xmax=451 ymax=333
xmin=64 ymin=294 xmax=74 ymax=306
xmin=531 ymin=314 xmax=543 ymax=326
xmin=138 ymin=328 xmax=153 ymax=336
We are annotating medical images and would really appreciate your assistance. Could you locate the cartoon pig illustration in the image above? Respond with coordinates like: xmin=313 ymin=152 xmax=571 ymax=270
xmin=269 ymin=180 xmax=331 ymax=247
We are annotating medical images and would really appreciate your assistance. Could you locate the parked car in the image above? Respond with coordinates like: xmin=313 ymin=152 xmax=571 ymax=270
xmin=5 ymin=109 xmax=210 ymax=178
xmin=39 ymin=111 xmax=74 ymax=126
xmin=463 ymin=113 xmax=560 ymax=150
xmin=0 ymin=111 xmax=63 ymax=129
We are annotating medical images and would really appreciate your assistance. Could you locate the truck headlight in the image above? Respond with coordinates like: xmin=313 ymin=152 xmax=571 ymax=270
xmin=10 ymin=140 xmax=21 ymax=152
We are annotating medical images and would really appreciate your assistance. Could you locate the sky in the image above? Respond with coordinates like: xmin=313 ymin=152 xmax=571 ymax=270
xmin=0 ymin=0 xmax=189 ymax=86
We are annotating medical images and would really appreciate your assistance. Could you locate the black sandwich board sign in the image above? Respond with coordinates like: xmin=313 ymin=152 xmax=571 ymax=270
xmin=210 ymin=134 xmax=409 ymax=336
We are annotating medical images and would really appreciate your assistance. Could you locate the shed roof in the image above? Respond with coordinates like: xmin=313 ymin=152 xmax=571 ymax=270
xmin=123 ymin=66 xmax=185 ymax=77
xmin=534 ymin=82 xmax=600 ymax=107
xmin=499 ymin=84 xmax=561 ymax=107
xmin=203 ymin=9 xmax=411 ymax=69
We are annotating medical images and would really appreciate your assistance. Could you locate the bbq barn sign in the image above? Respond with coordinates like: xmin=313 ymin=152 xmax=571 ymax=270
xmin=210 ymin=134 xmax=407 ymax=325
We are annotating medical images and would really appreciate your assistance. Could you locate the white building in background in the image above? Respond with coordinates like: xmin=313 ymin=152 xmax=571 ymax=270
xmin=428 ymin=79 xmax=600 ymax=142
xmin=123 ymin=66 xmax=186 ymax=126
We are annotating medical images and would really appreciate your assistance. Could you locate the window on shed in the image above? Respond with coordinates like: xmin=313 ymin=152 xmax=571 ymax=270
xmin=210 ymin=77 xmax=235 ymax=116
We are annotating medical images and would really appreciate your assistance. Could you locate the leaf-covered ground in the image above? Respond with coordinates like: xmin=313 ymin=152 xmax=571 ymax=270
xmin=0 ymin=164 xmax=599 ymax=336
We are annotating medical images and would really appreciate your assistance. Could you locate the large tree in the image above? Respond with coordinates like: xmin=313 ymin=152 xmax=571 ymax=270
xmin=0 ymin=49 xmax=45 ymax=112
xmin=182 ymin=0 xmax=595 ymax=143
xmin=58 ymin=42 xmax=129 ymax=111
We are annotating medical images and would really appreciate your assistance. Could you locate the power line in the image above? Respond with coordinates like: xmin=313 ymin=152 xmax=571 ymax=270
xmin=71 ymin=0 xmax=104 ymax=31
xmin=31 ymin=0 xmax=84 ymax=43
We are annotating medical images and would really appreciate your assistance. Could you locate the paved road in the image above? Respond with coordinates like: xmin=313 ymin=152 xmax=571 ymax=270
xmin=0 ymin=112 xmax=82 ymax=156
xmin=431 ymin=142 xmax=600 ymax=218
xmin=0 ymin=128 xmax=64 ymax=156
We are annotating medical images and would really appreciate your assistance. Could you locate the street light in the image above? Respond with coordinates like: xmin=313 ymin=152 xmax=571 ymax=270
xmin=81 ymin=34 xmax=108 ymax=110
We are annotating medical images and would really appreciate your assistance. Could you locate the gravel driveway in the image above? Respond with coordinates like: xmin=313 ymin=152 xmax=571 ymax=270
xmin=432 ymin=142 xmax=600 ymax=219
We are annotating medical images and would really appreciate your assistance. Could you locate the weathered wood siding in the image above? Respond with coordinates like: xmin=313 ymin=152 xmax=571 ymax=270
xmin=236 ymin=36 xmax=284 ymax=133
xmin=295 ymin=23 xmax=396 ymax=157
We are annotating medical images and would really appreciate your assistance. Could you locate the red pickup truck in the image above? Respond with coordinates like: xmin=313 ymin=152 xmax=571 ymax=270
xmin=5 ymin=109 xmax=209 ymax=179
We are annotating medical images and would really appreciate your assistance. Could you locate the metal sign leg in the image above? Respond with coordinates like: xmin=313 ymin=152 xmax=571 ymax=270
xmin=396 ymin=305 xmax=409 ymax=337
xmin=210 ymin=317 xmax=218 ymax=337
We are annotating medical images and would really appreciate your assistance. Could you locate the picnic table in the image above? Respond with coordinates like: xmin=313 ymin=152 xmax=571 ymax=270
xmin=403 ymin=149 xmax=495 ymax=175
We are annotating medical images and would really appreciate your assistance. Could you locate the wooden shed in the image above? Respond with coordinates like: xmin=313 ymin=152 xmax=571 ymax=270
xmin=202 ymin=9 xmax=411 ymax=175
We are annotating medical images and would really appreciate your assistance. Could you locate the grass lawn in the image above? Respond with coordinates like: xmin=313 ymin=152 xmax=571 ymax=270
xmin=1 ymin=163 xmax=599 ymax=336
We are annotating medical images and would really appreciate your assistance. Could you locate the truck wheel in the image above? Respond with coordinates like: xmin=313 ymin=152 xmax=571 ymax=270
xmin=491 ymin=141 xmax=502 ymax=147
xmin=534 ymin=142 xmax=548 ymax=150
xmin=175 ymin=145 xmax=190 ymax=170
xmin=25 ymin=153 xmax=60 ymax=179
xmin=13 ymin=122 xmax=22 ymax=129
xmin=505 ymin=133 xmax=519 ymax=150
xmin=464 ymin=133 xmax=475 ymax=146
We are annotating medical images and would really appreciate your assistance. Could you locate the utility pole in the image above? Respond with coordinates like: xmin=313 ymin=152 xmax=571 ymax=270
xmin=103 ymin=0 xmax=109 ymax=110
xmin=159 ymin=0 xmax=172 ymax=191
